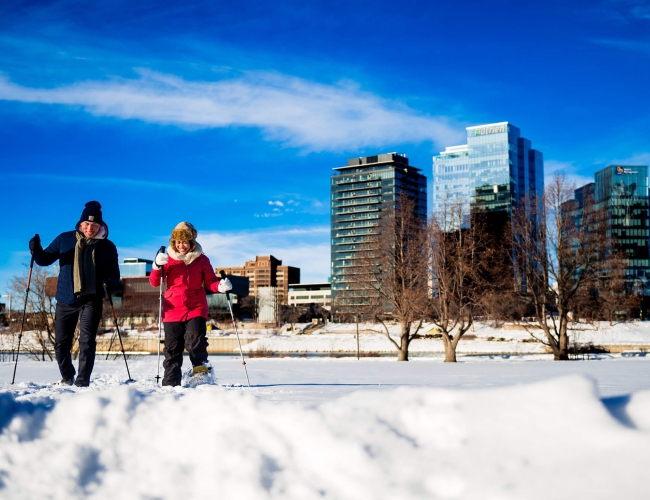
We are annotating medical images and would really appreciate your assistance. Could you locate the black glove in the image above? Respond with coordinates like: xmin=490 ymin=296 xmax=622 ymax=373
xmin=103 ymin=279 xmax=117 ymax=294
xmin=29 ymin=234 xmax=41 ymax=255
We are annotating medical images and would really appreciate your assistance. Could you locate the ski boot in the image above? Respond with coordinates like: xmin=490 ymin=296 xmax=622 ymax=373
xmin=191 ymin=365 xmax=211 ymax=377
xmin=186 ymin=363 xmax=213 ymax=387
xmin=53 ymin=376 xmax=75 ymax=386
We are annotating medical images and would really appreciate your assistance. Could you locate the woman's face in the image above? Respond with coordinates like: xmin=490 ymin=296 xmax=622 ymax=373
xmin=176 ymin=240 xmax=191 ymax=255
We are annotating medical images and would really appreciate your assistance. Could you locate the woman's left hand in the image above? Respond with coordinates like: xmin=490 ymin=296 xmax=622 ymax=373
xmin=218 ymin=277 xmax=233 ymax=293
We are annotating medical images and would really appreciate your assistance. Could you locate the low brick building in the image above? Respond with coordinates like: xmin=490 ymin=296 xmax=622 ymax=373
xmin=217 ymin=255 xmax=299 ymax=305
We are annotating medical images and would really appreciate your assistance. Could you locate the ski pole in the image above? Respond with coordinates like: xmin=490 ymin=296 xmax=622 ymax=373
xmin=11 ymin=242 xmax=36 ymax=384
xmin=155 ymin=245 xmax=165 ymax=384
xmin=220 ymin=270 xmax=251 ymax=387
xmin=103 ymin=282 xmax=135 ymax=383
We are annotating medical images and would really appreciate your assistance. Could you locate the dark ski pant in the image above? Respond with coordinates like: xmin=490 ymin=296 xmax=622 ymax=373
xmin=54 ymin=297 xmax=103 ymax=387
xmin=162 ymin=317 xmax=208 ymax=386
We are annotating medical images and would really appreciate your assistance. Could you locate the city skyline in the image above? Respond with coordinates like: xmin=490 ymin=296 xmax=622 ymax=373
xmin=2 ymin=0 xmax=650 ymax=292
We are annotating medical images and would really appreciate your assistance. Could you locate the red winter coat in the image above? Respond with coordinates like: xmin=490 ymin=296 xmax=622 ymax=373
xmin=149 ymin=244 xmax=222 ymax=323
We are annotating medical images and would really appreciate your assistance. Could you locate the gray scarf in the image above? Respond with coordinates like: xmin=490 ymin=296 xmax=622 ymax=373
xmin=74 ymin=232 xmax=100 ymax=297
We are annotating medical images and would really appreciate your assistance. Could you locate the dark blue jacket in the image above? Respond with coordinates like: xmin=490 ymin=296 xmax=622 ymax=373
xmin=34 ymin=230 xmax=120 ymax=306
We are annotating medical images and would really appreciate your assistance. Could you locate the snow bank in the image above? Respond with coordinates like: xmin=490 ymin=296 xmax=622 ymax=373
xmin=1 ymin=376 xmax=649 ymax=499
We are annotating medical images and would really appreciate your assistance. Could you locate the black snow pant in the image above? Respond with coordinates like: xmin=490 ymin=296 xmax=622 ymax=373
xmin=162 ymin=316 xmax=209 ymax=386
xmin=54 ymin=297 xmax=103 ymax=387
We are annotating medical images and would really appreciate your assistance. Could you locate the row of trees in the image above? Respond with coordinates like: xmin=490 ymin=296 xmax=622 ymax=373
xmin=2 ymin=268 xmax=142 ymax=361
xmin=5 ymin=174 xmax=639 ymax=363
xmin=333 ymin=174 xmax=640 ymax=362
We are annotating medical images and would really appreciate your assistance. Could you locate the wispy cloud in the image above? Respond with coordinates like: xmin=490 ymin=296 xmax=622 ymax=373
xmin=0 ymin=69 xmax=463 ymax=152
xmin=589 ymin=38 xmax=650 ymax=54
xmin=544 ymin=160 xmax=594 ymax=189
xmin=268 ymin=200 xmax=284 ymax=207
xmin=610 ymin=152 xmax=650 ymax=165
xmin=202 ymin=226 xmax=331 ymax=283
xmin=586 ymin=1 xmax=650 ymax=23
xmin=4 ymin=172 xmax=192 ymax=193
xmin=631 ymin=5 xmax=650 ymax=19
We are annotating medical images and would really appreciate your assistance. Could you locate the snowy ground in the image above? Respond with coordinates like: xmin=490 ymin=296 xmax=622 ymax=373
xmin=2 ymin=354 xmax=650 ymax=499
xmin=5 ymin=320 xmax=650 ymax=357
xmin=242 ymin=320 xmax=650 ymax=355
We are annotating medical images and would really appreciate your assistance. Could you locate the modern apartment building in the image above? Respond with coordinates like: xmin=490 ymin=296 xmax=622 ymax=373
xmin=330 ymin=152 xmax=427 ymax=303
xmin=568 ymin=165 xmax=650 ymax=298
xmin=216 ymin=255 xmax=299 ymax=305
xmin=288 ymin=283 xmax=332 ymax=309
xmin=433 ymin=122 xmax=544 ymax=219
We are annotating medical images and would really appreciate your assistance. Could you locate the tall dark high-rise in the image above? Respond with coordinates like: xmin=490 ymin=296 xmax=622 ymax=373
xmin=330 ymin=153 xmax=427 ymax=304
xmin=569 ymin=165 xmax=650 ymax=300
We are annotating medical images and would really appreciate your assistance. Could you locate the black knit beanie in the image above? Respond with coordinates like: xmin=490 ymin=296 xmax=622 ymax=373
xmin=79 ymin=201 xmax=104 ymax=225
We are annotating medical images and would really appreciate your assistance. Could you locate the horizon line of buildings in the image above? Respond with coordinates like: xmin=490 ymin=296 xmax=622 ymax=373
xmin=2 ymin=121 xmax=648 ymax=323
xmin=330 ymin=121 xmax=650 ymax=314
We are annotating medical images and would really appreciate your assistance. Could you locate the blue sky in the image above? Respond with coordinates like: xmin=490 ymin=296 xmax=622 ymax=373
xmin=1 ymin=0 xmax=649 ymax=292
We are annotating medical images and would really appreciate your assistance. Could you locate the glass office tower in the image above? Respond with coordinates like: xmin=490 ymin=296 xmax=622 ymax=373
xmin=432 ymin=144 xmax=470 ymax=217
xmin=594 ymin=165 xmax=650 ymax=295
xmin=330 ymin=153 xmax=427 ymax=302
xmin=433 ymin=122 xmax=544 ymax=219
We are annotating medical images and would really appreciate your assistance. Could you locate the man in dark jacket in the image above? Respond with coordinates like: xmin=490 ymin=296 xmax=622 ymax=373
xmin=29 ymin=201 xmax=120 ymax=387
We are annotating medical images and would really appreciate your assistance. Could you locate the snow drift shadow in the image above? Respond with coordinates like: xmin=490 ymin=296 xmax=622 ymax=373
xmin=0 ymin=376 xmax=649 ymax=499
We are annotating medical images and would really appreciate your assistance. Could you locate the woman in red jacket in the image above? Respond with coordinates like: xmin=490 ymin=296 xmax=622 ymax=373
xmin=149 ymin=222 xmax=231 ymax=386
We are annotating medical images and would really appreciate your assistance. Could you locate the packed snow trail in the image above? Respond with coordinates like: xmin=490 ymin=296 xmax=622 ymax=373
xmin=1 ymin=358 xmax=650 ymax=499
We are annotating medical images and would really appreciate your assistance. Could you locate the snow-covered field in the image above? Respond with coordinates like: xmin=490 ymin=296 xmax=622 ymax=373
xmin=2 ymin=354 xmax=650 ymax=499
xmin=242 ymin=320 xmax=650 ymax=355
xmin=5 ymin=321 xmax=650 ymax=358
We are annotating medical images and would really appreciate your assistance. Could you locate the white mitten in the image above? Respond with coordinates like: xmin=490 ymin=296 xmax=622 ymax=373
xmin=218 ymin=277 xmax=233 ymax=293
xmin=153 ymin=252 xmax=169 ymax=270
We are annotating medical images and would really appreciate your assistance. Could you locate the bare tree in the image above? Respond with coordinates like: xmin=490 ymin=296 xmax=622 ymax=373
xmin=239 ymin=295 xmax=261 ymax=323
xmin=332 ymin=288 xmax=379 ymax=359
xmin=350 ymin=194 xmax=429 ymax=361
xmin=572 ymin=253 xmax=640 ymax=325
xmin=511 ymin=173 xmax=630 ymax=360
xmin=425 ymin=195 xmax=502 ymax=362
xmin=9 ymin=266 xmax=57 ymax=361
xmin=282 ymin=305 xmax=302 ymax=333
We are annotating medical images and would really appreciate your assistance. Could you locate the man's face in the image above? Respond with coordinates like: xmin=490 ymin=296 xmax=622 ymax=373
xmin=80 ymin=221 xmax=100 ymax=238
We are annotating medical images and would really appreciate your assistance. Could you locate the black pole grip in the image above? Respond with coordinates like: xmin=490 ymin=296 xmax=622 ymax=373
xmin=103 ymin=282 xmax=114 ymax=306
xmin=155 ymin=245 xmax=166 ymax=260
xmin=30 ymin=233 xmax=40 ymax=256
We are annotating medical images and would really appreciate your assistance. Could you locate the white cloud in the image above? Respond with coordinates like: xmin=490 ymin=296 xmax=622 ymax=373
xmin=545 ymin=153 xmax=650 ymax=192
xmin=610 ymin=152 xmax=650 ymax=166
xmin=117 ymin=226 xmax=330 ymax=283
xmin=254 ymin=212 xmax=282 ymax=218
xmin=631 ymin=6 xmax=650 ymax=20
xmin=200 ymin=226 xmax=330 ymax=283
xmin=589 ymin=38 xmax=650 ymax=54
xmin=544 ymin=160 xmax=594 ymax=189
xmin=0 ymin=70 xmax=464 ymax=152
xmin=268 ymin=200 xmax=284 ymax=207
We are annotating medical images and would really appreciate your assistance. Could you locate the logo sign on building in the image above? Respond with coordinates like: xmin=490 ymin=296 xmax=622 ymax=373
xmin=474 ymin=125 xmax=506 ymax=136
xmin=615 ymin=166 xmax=638 ymax=175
